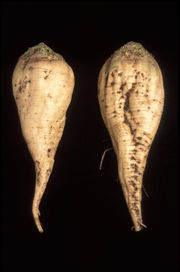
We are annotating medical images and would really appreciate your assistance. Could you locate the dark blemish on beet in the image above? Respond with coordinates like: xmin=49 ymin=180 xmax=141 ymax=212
xmin=131 ymin=163 xmax=138 ymax=173
xmin=134 ymin=206 xmax=140 ymax=216
xmin=35 ymin=161 xmax=41 ymax=182
xmin=117 ymin=91 xmax=121 ymax=93
xmin=120 ymin=82 xmax=126 ymax=90
xmin=29 ymin=66 xmax=33 ymax=70
xmin=124 ymin=114 xmax=134 ymax=135
xmin=134 ymin=164 xmax=138 ymax=173
xmin=129 ymin=180 xmax=136 ymax=187
xmin=118 ymin=72 xmax=122 ymax=76
xmin=124 ymin=92 xmax=130 ymax=111
xmin=111 ymin=82 xmax=115 ymax=86
xmin=137 ymin=137 xmax=142 ymax=140
xmin=134 ymin=142 xmax=143 ymax=146
xmin=18 ymin=86 xmax=22 ymax=93
xmin=36 ymin=176 xmax=40 ymax=185
xmin=46 ymin=168 xmax=51 ymax=176
xmin=132 ymin=175 xmax=138 ymax=181
xmin=131 ymin=156 xmax=136 ymax=160
xmin=104 ymin=74 xmax=108 ymax=88
xmin=47 ymin=149 xmax=51 ymax=157
xmin=44 ymin=75 xmax=48 ymax=79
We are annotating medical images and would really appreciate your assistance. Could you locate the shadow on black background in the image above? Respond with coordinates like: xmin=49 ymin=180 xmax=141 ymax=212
xmin=1 ymin=1 xmax=179 ymax=270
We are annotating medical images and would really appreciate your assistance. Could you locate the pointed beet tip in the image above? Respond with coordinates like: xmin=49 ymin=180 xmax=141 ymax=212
xmin=32 ymin=207 xmax=44 ymax=233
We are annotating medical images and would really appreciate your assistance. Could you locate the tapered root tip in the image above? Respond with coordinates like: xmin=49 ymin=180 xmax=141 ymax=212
xmin=32 ymin=208 xmax=44 ymax=233
xmin=131 ymin=222 xmax=147 ymax=232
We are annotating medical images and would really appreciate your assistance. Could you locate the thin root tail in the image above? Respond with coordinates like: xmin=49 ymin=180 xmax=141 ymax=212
xmin=131 ymin=222 xmax=147 ymax=232
xmin=32 ymin=208 xmax=44 ymax=233
xmin=99 ymin=147 xmax=113 ymax=170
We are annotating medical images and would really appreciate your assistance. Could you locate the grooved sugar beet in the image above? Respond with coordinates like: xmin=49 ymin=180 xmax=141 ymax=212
xmin=12 ymin=43 xmax=75 ymax=233
xmin=98 ymin=41 xmax=164 ymax=231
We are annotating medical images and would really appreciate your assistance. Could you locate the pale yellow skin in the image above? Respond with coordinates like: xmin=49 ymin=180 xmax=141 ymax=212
xmin=12 ymin=43 xmax=74 ymax=232
xmin=98 ymin=42 xmax=164 ymax=231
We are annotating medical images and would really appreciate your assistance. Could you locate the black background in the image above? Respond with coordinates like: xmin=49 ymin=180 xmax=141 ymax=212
xmin=1 ymin=1 xmax=179 ymax=270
